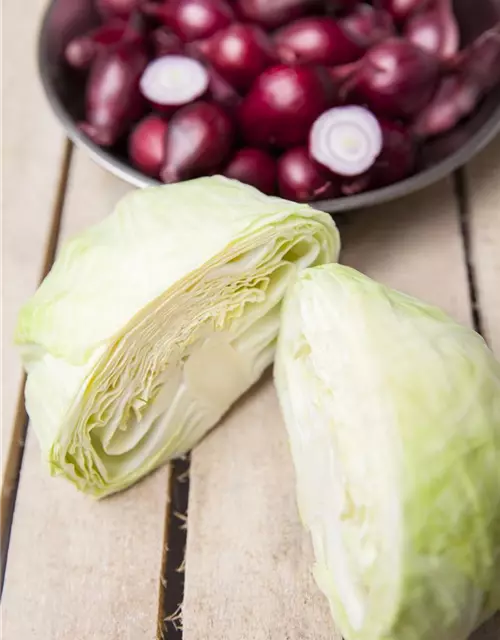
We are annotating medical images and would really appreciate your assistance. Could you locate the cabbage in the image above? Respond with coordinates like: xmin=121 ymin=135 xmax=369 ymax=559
xmin=274 ymin=264 xmax=500 ymax=640
xmin=16 ymin=177 xmax=339 ymax=497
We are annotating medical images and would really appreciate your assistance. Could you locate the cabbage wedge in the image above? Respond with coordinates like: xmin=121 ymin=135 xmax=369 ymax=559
xmin=275 ymin=264 xmax=500 ymax=640
xmin=16 ymin=177 xmax=339 ymax=497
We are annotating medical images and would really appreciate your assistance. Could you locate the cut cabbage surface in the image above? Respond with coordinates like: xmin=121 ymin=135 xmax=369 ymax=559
xmin=16 ymin=177 xmax=339 ymax=497
xmin=275 ymin=264 xmax=500 ymax=640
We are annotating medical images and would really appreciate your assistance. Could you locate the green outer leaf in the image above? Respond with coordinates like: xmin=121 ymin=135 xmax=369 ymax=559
xmin=275 ymin=264 xmax=500 ymax=640
xmin=16 ymin=177 xmax=340 ymax=496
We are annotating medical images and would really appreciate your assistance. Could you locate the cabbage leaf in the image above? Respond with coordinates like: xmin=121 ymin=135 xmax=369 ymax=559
xmin=275 ymin=264 xmax=500 ymax=640
xmin=16 ymin=177 xmax=339 ymax=497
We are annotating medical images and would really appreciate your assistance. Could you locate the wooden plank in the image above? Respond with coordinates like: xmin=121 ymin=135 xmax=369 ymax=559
xmin=1 ymin=152 xmax=169 ymax=640
xmin=183 ymin=177 xmax=477 ymax=639
xmin=1 ymin=0 xmax=68 ymax=494
xmin=465 ymin=138 xmax=500 ymax=640
xmin=465 ymin=136 xmax=500 ymax=354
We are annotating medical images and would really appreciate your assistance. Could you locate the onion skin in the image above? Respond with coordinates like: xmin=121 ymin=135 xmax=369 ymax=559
xmin=161 ymin=101 xmax=234 ymax=183
xmin=223 ymin=148 xmax=277 ymax=194
xmin=65 ymin=20 xmax=129 ymax=70
xmin=275 ymin=17 xmax=365 ymax=66
xmin=405 ymin=0 xmax=459 ymax=62
xmin=413 ymin=24 xmax=500 ymax=138
xmin=378 ymin=0 xmax=430 ymax=23
xmin=79 ymin=42 xmax=148 ymax=147
xmin=278 ymin=147 xmax=339 ymax=202
xmin=65 ymin=15 xmax=145 ymax=70
xmin=340 ymin=4 xmax=395 ymax=48
xmin=342 ymin=38 xmax=440 ymax=119
xmin=239 ymin=65 xmax=331 ymax=148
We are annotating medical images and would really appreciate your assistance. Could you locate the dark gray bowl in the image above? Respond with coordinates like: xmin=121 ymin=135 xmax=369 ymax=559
xmin=39 ymin=0 xmax=500 ymax=212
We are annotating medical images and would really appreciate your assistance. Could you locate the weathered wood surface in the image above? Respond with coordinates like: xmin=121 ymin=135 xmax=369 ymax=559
xmin=465 ymin=136 xmax=500 ymax=354
xmin=1 ymin=153 xmax=169 ymax=640
xmin=182 ymin=176 xmax=483 ymax=640
xmin=1 ymin=0 xmax=67 ymax=499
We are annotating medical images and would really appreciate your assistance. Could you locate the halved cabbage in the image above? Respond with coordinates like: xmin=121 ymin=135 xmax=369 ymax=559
xmin=16 ymin=177 xmax=339 ymax=497
xmin=275 ymin=264 xmax=500 ymax=640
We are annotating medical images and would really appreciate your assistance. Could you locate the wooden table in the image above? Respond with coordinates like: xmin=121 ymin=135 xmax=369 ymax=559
xmin=1 ymin=2 xmax=499 ymax=638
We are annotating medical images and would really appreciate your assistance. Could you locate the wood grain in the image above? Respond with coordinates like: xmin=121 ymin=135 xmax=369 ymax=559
xmin=1 ymin=0 xmax=68 ymax=494
xmin=183 ymin=177 xmax=476 ymax=640
xmin=464 ymin=138 xmax=500 ymax=640
xmin=465 ymin=136 xmax=500 ymax=353
xmin=1 ymin=152 xmax=169 ymax=640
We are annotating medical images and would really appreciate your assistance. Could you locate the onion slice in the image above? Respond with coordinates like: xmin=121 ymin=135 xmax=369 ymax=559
xmin=310 ymin=106 xmax=383 ymax=177
xmin=140 ymin=55 xmax=209 ymax=110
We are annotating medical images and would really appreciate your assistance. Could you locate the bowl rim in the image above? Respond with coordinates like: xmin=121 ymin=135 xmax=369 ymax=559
xmin=38 ymin=0 xmax=500 ymax=213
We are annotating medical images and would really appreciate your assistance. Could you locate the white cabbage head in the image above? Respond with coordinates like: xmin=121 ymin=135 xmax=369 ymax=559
xmin=275 ymin=263 xmax=500 ymax=640
xmin=16 ymin=177 xmax=339 ymax=497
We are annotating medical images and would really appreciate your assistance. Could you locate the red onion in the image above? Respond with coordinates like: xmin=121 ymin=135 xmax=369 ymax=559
xmin=405 ymin=0 xmax=459 ymax=61
xmin=150 ymin=27 xmax=183 ymax=57
xmin=412 ymin=75 xmax=477 ymax=138
xmin=79 ymin=42 xmax=148 ymax=147
xmin=140 ymin=55 xmax=210 ymax=112
xmin=413 ymin=24 xmax=500 ymax=138
xmin=378 ymin=0 xmax=430 ymax=23
xmin=194 ymin=24 xmax=275 ymax=92
xmin=341 ymin=119 xmax=416 ymax=193
xmin=96 ymin=0 xmax=143 ymax=19
xmin=223 ymin=148 xmax=277 ymax=194
xmin=275 ymin=17 xmax=365 ymax=66
xmin=342 ymin=38 xmax=440 ymax=119
xmin=143 ymin=0 xmax=234 ymax=42
xmin=207 ymin=67 xmax=242 ymax=108
xmin=128 ymin=114 xmax=168 ymax=177
xmin=278 ymin=147 xmax=338 ymax=202
xmin=64 ymin=16 xmax=146 ymax=70
xmin=239 ymin=65 xmax=330 ymax=148
xmin=65 ymin=20 xmax=127 ymax=70
xmin=236 ymin=0 xmax=322 ymax=30
xmin=310 ymin=105 xmax=383 ymax=176
xmin=161 ymin=101 xmax=233 ymax=182
xmin=340 ymin=4 xmax=395 ymax=48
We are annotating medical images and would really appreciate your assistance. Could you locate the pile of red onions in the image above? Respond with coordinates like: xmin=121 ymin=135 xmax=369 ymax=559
xmin=66 ymin=0 xmax=500 ymax=202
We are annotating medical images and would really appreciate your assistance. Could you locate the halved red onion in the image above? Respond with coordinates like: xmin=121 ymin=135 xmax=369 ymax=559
xmin=140 ymin=55 xmax=210 ymax=112
xmin=310 ymin=105 xmax=383 ymax=176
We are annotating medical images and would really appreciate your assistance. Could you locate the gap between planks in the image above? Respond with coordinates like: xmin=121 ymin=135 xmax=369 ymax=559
xmin=158 ymin=456 xmax=191 ymax=640
xmin=0 ymin=141 xmax=73 ymax=593
xmin=453 ymin=170 xmax=485 ymax=336
xmin=1 ymin=150 xmax=173 ymax=640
